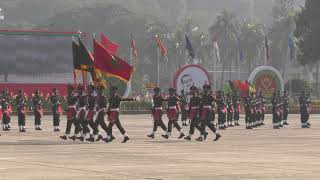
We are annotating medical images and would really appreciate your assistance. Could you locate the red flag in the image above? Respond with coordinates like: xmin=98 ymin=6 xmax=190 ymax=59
xmin=156 ymin=34 xmax=168 ymax=56
xmin=94 ymin=39 xmax=133 ymax=82
xmin=100 ymin=33 xmax=120 ymax=55
xmin=131 ymin=34 xmax=138 ymax=58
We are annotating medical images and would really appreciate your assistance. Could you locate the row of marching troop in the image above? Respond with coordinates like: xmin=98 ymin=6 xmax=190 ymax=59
xmin=0 ymin=83 xmax=312 ymax=142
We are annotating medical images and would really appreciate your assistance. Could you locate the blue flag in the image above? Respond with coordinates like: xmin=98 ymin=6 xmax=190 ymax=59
xmin=288 ymin=35 xmax=295 ymax=62
xmin=185 ymin=35 xmax=195 ymax=59
xmin=238 ymin=36 xmax=244 ymax=62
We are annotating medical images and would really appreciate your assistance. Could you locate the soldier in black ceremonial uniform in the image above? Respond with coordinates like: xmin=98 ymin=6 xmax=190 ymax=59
xmin=243 ymin=91 xmax=252 ymax=129
xmin=255 ymin=91 xmax=262 ymax=127
xmin=282 ymin=91 xmax=290 ymax=125
xmin=33 ymin=90 xmax=43 ymax=130
xmin=2 ymin=88 xmax=12 ymax=131
xmin=50 ymin=88 xmax=62 ymax=132
xmin=226 ymin=93 xmax=234 ymax=127
xmin=299 ymin=91 xmax=310 ymax=128
xmin=161 ymin=88 xmax=185 ymax=139
xmin=216 ymin=91 xmax=226 ymax=130
xmin=76 ymin=85 xmax=88 ymax=141
xmin=249 ymin=92 xmax=256 ymax=128
xmin=258 ymin=91 xmax=266 ymax=125
xmin=60 ymin=85 xmax=79 ymax=140
xmin=16 ymin=89 xmax=27 ymax=132
xmin=271 ymin=92 xmax=280 ymax=129
xmin=306 ymin=92 xmax=311 ymax=127
xmin=184 ymin=86 xmax=202 ymax=141
xmin=105 ymin=86 xmax=135 ymax=143
xmin=87 ymin=85 xmax=109 ymax=142
xmin=147 ymin=87 xmax=167 ymax=139
xmin=276 ymin=90 xmax=284 ymax=127
xmin=232 ymin=91 xmax=240 ymax=126
xmin=180 ymin=89 xmax=189 ymax=126
xmin=195 ymin=84 xmax=221 ymax=142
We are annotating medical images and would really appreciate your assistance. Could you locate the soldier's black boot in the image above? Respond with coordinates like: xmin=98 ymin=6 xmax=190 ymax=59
xmin=147 ymin=134 xmax=155 ymax=139
xmin=86 ymin=137 xmax=95 ymax=142
xmin=161 ymin=134 xmax=169 ymax=139
xmin=214 ymin=134 xmax=221 ymax=141
xmin=122 ymin=136 xmax=130 ymax=143
xmin=178 ymin=133 xmax=185 ymax=139
xmin=184 ymin=136 xmax=191 ymax=141
xmin=195 ymin=136 xmax=203 ymax=141
xmin=96 ymin=135 xmax=104 ymax=141
xmin=60 ymin=135 xmax=68 ymax=140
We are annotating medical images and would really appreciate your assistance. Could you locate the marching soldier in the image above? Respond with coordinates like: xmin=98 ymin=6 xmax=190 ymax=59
xmin=271 ymin=92 xmax=280 ymax=129
xmin=255 ymin=91 xmax=262 ymax=127
xmin=195 ymin=84 xmax=221 ymax=141
xmin=258 ymin=91 xmax=266 ymax=125
xmin=299 ymin=91 xmax=310 ymax=128
xmin=282 ymin=91 xmax=290 ymax=126
xmin=104 ymin=86 xmax=135 ymax=143
xmin=60 ymin=85 xmax=79 ymax=140
xmin=243 ymin=91 xmax=252 ymax=129
xmin=1 ymin=89 xmax=11 ymax=131
xmin=216 ymin=91 xmax=227 ymax=130
xmin=226 ymin=93 xmax=234 ymax=127
xmin=277 ymin=91 xmax=284 ymax=127
xmin=50 ymin=88 xmax=62 ymax=132
xmin=16 ymin=89 xmax=27 ymax=132
xmin=184 ymin=86 xmax=202 ymax=140
xmin=179 ymin=90 xmax=189 ymax=126
xmin=232 ymin=91 xmax=240 ymax=126
xmin=249 ymin=92 xmax=256 ymax=128
xmin=162 ymin=88 xmax=185 ymax=139
xmin=147 ymin=87 xmax=167 ymax=139
xmin=32 ymin=90 xmax=44 ymax=130
xmin=76 ymin=85 xmax=88 ymax=141
xmin=87 ymin=85 xmax=108 ymax=142
xmin=306 ymin=92 xmax=311 ymax=127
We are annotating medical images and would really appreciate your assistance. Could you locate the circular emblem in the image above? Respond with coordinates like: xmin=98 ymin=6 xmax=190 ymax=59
xmin=172 ymin=64 xmax=211 ymax=95
xmin=248 ymin=66 xmax=284 ymax=97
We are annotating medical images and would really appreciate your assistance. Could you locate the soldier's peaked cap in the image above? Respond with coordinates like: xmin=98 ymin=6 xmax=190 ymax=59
xmin=154 ymin=87 xmax=160 ymax=92
xmin=190 ymin=85 xmax=197 ymax=91
xmin=203 ymin=84 xmax=211 ymax=89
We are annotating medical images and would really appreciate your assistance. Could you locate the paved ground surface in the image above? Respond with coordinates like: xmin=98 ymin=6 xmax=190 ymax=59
xmin=0 ymin=114 xmax=320 ymax=180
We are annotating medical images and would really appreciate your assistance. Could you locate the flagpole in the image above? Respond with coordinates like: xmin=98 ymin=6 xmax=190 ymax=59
xmin=157 ymin=47 xmax=160 ymax=86
xmin=237 ymin=44 xmax=240 ymax=80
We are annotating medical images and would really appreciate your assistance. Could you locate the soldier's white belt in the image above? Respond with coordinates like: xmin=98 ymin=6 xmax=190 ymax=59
xmin=191 ymin=106 xmax=199 ymax=109
xmin=169 ymin=106 xmax=177 ymax=109
xmin=154 ymin=107 xmax=162 ymax=110
xmin=110 ymin=108 xmax=120 ymax=112
xmin=68 ymin=106 xmax=76 ymax=108
xmin=203 ymin=105 xmax=212 ymax=109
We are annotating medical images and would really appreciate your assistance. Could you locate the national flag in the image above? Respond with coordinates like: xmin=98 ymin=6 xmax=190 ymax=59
xmin=100 ymin=32 xmax=120 ymax=55
xmin=238 ymin=36 xmax=244 ymax=62
xmin=185 ymin=34 xmax=195 ymax=59
xmin=213 ymin=35 xmax=221 ymax=63
xmin=94 ymin=39 xmax=134 ymax=82
xmin=131 ymin=34 xmax=138 ymax=59
xmin=156 ymin=34 xmax=168 ymax=56
xmin=264 ymin=36 xmax=270 ymax=63
xmin=77 ymin=38 xmax=94 ymax=71
xmin=288 ymin=35 xmax=295 ymax=62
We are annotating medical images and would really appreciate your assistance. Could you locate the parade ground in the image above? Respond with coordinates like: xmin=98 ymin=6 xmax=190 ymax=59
xmin=0 ymin=114 xmax=320 ymax=180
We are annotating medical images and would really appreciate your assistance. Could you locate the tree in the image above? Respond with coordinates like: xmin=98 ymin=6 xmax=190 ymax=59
xmin=295 ymin=0 xmax=320 ymax=96
xmin=270 ymin=0 xmax=296 ymax=70
xmin=238 ymin=20 xmax=265 ymax=73
xmin=209 ymin=10 xmax=239 ymax=88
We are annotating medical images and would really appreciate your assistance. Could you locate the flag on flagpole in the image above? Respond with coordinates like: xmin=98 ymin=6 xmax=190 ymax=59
xmin=213 ymin=36 xmax=221 ymax=63
xmin=131 ymin=34 xmax=138 ymax=59
xmin=238 ymin=36 xmax=244 ymax=62
xmin=100 ymin=32 xmax=120 ymax=55
xmin=185 ymin=34 xmax=195 ymax=59
xmin=156 ymin=34 xmax=168 ymax=56
xmin=288 ymin=35 xmax=295 ymax=62
xmin=94 ymin=39 xmax=134 ymax=82
xmin=264 ymin=35 xmax=270 ymax=63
